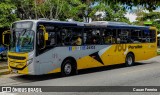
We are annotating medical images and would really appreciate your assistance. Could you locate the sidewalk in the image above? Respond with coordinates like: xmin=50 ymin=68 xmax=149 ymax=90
xmin=0 ymin=61 xmax=10 ymax=77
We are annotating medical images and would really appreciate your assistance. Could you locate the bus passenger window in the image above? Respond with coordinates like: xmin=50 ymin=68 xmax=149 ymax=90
xmin=57 ymin=32 xmax=62 ymax=45
xmin=37 ymin=29 xmax=45 ymax=48
xmin=83 ymin=32 xmax=87 ymax=44
xmin=60 ymin=28 xmax=83 ymax=46
xmin=131 ymin=30 xmax=142 ymax=43
xmin=150 ymin=30 xmax=156 ymax=42
xmin=48 ymin=32 xmax=55 ymax=45
xmin=102 ymin=29 xmax=116 ymax=44
xmin=119 ymin=29 xmax=130 ymax=43
xmin=72 ymin=34 xmax=82 ymax=45
xmin=85 ymin=29 xmax=101 ymax=45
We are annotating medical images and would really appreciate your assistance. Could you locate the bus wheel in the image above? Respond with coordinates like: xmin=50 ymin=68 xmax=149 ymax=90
xmin=125 ymin=53 xmax=134 ymax=66
xmin=61 ymin=60 xmax=75 ymax=76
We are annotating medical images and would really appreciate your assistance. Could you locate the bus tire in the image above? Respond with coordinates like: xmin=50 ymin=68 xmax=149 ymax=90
xmin=125 ymin=53 xmax=134 ymax=66
xmin=61 ymin=59 xmax=76 ymax=76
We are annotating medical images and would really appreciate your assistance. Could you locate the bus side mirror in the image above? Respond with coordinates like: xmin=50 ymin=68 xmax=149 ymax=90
xmin=2 ymin=30 xmax=11 ymax=46
xmin=44 ymin=33 xmax=48 ymax=41
xmin=38 ymin=25 xmax=48 ymax=50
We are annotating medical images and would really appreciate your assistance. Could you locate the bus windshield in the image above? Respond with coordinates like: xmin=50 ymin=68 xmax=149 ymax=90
xmin=10 ymin=28 xmax=34 ymax=53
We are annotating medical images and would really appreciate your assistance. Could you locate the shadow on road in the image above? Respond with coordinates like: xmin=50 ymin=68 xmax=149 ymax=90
xmin=0 ymin=59 xmax=7 ymax=63
xmin=10 ymin=62 xmax=152 ymax=83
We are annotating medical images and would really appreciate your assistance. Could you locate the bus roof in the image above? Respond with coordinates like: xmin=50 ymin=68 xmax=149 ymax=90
xmin=14 ymin=20 xmax=150 ymax=30
xmin=14 ymin=19 xmax=86 ymax=26
xmin=85 ymin=21 xmax=150 ymax=30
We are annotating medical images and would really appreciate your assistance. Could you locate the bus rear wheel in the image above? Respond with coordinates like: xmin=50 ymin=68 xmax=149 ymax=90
xmin=61 ymin=59 xmax=76 ymax=76
xmin=125 ymin=53 xmax=134 ymax=66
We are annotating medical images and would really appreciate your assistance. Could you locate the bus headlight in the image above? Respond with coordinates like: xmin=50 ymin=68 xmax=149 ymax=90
xmin=27 ymin=58 xmax=33 ymax=65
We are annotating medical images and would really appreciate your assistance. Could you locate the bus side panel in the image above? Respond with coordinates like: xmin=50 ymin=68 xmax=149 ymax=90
xmin=143 ymin=43 xmax=157 ymax=60
xmin=77 ymin=56 xmax=103 ymax=70
xmin=127 ymin=43 xmax=157 ymax=62
xmin=77 ymin=45 xmax=126 ymax=69
xmin=36 ymin=45 xmax=108 ymax=74
xmin=100 ymin=45 xmax=125 ymax=65
xmin=128 ymin=44 xmax=145 ymax=61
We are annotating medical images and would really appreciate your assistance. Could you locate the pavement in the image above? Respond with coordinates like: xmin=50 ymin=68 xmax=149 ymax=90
xmin=0 ymin=56 xmax=160 ymax=95
xmin=0 ymin=60 xmax=10 ymax=77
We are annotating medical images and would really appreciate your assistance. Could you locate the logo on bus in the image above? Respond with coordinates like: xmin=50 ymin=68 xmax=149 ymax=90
xmin=115 ymin=44 xmax=143 ymax=52
xmin=128 ymin=45 xmax=142 ymax=49
xmin=114 ymin=44 xmax=127 ymax=52
xmin=69 ymin=46 xmax=95 ymax=51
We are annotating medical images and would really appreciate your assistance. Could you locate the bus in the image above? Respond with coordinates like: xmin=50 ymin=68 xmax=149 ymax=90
xmin=3 ymin=20 xmax=157 ymax=76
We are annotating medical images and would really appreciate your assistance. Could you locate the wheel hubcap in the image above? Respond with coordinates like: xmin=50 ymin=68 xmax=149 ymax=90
xmin=127 ymin=56 xmax=133 ymax=65
xmin=64 ymin=63 xmax=72 ymax=75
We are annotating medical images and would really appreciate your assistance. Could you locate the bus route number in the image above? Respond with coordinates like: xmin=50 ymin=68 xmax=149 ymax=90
xmin=114 ymin=44 xmax=127 ymax=52
xmin=86 ymin=46 xmax=95 ymax=49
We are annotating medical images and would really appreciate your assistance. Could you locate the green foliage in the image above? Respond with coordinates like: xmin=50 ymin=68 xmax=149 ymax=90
xmin=0 ymin=1 xmax=18 ymax=28
xmin=89 ymin=2 xmax=130 ymax=23
xmin=153 ymin=21 xmax=160 ymax=32
xmin=12 ymin=0 xmax=35 ymax=19
xmin=3 ymin=0 xmax=160 ymax=28
xmin=35 ymin=0 xmax=86 ymax=21
xmin=133 ymin=11 xmax=160 ymax=31
xmin=104 ymin=0 xmax=160 ymax=11
xmin=142 ymin=12 xmax=160 ymax=21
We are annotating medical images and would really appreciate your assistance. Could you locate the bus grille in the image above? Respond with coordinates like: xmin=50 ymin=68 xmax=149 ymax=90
xmin=8 ymin=55 xmax=26 ymax=60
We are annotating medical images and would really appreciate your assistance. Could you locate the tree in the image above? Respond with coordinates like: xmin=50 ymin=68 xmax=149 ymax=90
xmin=12 ymin=0 xmax=35 ymax=19
xmin=2 ymin=0 xmax=160 ymax=29
xmin=143 ymin=12 xmax=160 ymax=31
xmin=133 ymin=10 xmax=160 ymax=31
xmin=103 ymin=0 xmax=160 ymax=11
xmin=88 ymin=2 xmax=130 ymax=23
xmin=35 ymin=0 xmax=86 ymax=21
xmin=153 ymin=21 xmax=160 ymax=32
xmin=63 ymin=0 xmax=86 ymax=21
xmin=142 ymin=12 xmax=160 ymax=21
xmin=0 ymin=0 xmax=18 ymax=28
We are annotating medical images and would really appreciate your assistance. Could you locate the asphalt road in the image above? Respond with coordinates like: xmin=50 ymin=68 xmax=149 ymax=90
xmin=1 ymin=56 xmax=160 ymax=95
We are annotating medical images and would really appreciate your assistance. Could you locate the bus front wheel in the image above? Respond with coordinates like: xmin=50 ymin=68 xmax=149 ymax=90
xmin=61 ymin=59 xmax=76 ymax=76
xmin=125 ymin=53 xmax=134 ymax=66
